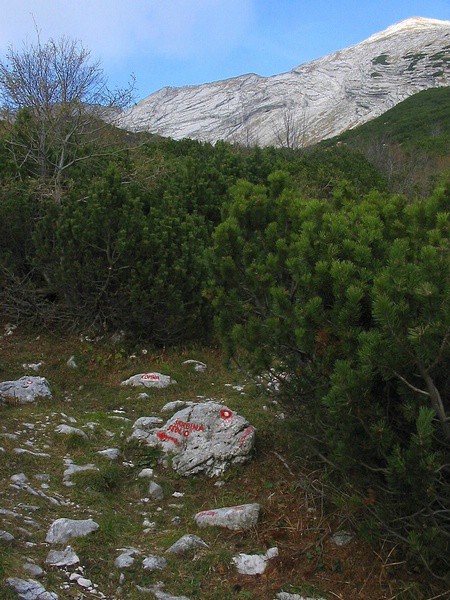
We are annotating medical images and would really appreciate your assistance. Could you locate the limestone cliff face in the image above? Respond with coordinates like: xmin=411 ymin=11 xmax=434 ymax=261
xmin=117 ymin=17 xmax=450 ymax=147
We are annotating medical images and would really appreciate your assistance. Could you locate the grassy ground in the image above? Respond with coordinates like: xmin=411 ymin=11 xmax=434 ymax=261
xmin=0 ymin=324 xmax=444 ymax=599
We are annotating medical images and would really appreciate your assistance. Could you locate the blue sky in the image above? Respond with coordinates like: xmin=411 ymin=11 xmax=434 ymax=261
xmin=0 ymin=1 xmax=448 ymax=101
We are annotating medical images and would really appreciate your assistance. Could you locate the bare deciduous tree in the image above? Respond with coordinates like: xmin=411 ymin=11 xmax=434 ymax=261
xmin=273 ymin=100 xmax=309 ymax=150
xmin=0 ymin=35 xmax=134 ymax=198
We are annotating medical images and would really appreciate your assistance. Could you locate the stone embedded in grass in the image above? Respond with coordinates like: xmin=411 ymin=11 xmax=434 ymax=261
xmin=275 ymin=594 xmax=325 ymax=600
xmin=54 ymin=424 xmax=89 ymax=441
xmin=142 ymin=555 xmax=167 ymax=571
xmin=182 ymin=359 xmax=207 ymax=372
xmin=11 ymin=473 xmax=29 ymax=485
xmin=128 ymin=417 xmax=164 ymax=443
xmin=233 ymin=553 xmax=268 ymax=575
xmin=194 ymin=503 xmax=260 ymax=531
xmin=274 ymin=592 xmax=325 ymax=600
xmin=0 ymin=529 xmax=15 ymax=542
xmin=14 ymin=448 xmax=51 ymax=458
xmin=45 ymin=518 xmax=99 ymax=544
xmin=232 ymin=547 xmax=278 ymax=575
xmin=63 ymin=462 xmax=99 ymax=483
xmin=137 ymin=468 xmax=154 ymax=478
xmin=97 ymin=448 xmax=120 ymax=460
xmin=0 ymin=507 xmax=20 ymax=517
xmin=22 ymin=562 xmax=44 ymax=578
xmin=66 ymin=356 xmax=77 ymax=368
xmin=165 ymin=534 xmax=209 ymax=554
xmin=0 ymin=376 xmax=52 ymax=405
xmin=161 ymin=400 xmax=192 ymax=413
xmin=148 ymin=481 xmax=164 ymax=501
xmin=22 ymin=362 xmax=43 ymax=372
xmin=115 ymin=548 xmax=139 ymax=569
xmin=6 ymin=577 xmax=58 ymax=599
xmin=330 ymin=530 xmax=353 ymax=546
xmin=137 ymin=584 xmax=190 ymax=600
xmin=121 ymin=372 xmax=177 ymax=389
xmin=46 ymin=545 xmax=80 ymax=567
xmin=131 ymin=401 xmax=256 ymax=477
xmin=77 ymin=577 xmax=93 ymax=589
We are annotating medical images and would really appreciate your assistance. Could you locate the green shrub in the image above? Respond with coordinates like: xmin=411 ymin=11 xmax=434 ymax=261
xmin=209 ymin=174 xmax=450 ymax=573
xmin=32 ymin=165 xmax=211 ymax=343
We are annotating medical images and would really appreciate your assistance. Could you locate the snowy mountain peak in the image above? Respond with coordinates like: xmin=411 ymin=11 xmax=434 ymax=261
xmin=365 ymin=17 xmax=450 ymax=44
xmin=117 ymin=17 xmax=450 ymax=148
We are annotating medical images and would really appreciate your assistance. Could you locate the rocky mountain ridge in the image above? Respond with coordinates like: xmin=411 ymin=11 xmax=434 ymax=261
xmin=117 ymin=17 xmax=450 ymax=147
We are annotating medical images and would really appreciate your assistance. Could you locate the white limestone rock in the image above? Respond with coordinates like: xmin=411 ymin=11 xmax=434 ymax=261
xmin=0 ymin=529 xmax=15 ymax=542
xmin=45 ymin=545 xmax=80 ymax=566
xmin=45 ymin=518 xmax=99 ymax=544
xmin=132 ymin=401 xmax=256 ymax=477
xmin=165 ymin=534 xmax=209 ymax=554
xmin=121 ymin=372 xmax=176 ymax=389
xmin=22 ymin=563 xmax=44 ymax=579
xmin=194 ymin=503 xmax=260 ymax=531
xmin=182 ymin=360 xmax=207 ymax=372
xmin=6 ymin=577 xmax=58 ymax=599
xmin=22 ymin=362 xmax=43 ymax=372
xmin=142 ymin=555 xmax=168 ymax=571
xmin=63 ymin=463 xmax=98 ymax=482
xmin=66 ymin=356 xmax=77 ymax=368
xmin=0 ymin=376 xmax=52 ymax=405
xmin=11 ymin=473 xmax=29 ymax=485
xmin=148 ymin=481 xmax=164 ymax=501
xmin=275 ymin=594 xmax=325 ymax=600
xmin=137 ymin=585 xmax=190 ymax=600
xmin=54 ymin=424 xmax=89 ymax=441
xmin=161 ymin=400 xmax=192 ymax=413
xmin=330 ymin=530 xmax=354 ymax=546
xmin=77 ymin=577 xmax=93 ymax=589
xmin=97 ymin=447 xmax=120 ymax=460
xmin=128 ymin=417 xmax=164 ymax=443
xmin=14 ymin=448 xmax=51 ymax=458
xmin=232 ymin=547 xmax=278 ymax=575
xmin=137 ymin=468 xmax=154 ymax=478
xmin=232 ymin=553 xmax=268 ymax=575
xmin=115 ymin=550 xmax=138 ymax=569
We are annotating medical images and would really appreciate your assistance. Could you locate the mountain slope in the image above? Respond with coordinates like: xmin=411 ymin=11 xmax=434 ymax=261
xmin=117 ymin=17 xmax=450 ymax=147
xmin=324 ymin=86 xmax=450 ymax=155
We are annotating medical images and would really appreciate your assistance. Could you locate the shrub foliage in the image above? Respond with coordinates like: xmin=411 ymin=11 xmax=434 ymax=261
xmin=209 ymin=173 xmax=450 ymax=574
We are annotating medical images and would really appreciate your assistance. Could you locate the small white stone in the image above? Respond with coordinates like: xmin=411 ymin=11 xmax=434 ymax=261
xmin=232 ymin=553 xmax=268 ymax=575
xmin=137 ymin=468 xmax=154 ymax=478
xmin=265 ymin=547 xmax=279 ymax=559
xmin=97 ymin=448 xmax=120 ymax=460
xmin=77 ymin=577 xmax=93 ymax=588
xmin=148 ymin=481 xmax=164 ymax=501
xmin=67 ymin=356 xmax=78 ymax=368
xmin=11 ymin=473 xmax=29 ymax=484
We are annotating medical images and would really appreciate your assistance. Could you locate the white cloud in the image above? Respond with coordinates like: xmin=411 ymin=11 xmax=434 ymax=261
xmin=0 ymin=0 xmax=255 ymax=61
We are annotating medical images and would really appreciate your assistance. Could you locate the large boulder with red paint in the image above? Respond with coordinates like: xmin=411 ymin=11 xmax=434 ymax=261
xmin=129 ymin=401 xmax=255 ymax=477
xmin=121 ymin=372 xmax=176 ymax=389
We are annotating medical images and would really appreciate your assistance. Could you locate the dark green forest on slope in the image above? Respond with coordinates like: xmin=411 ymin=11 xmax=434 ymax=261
xmin=0 ymin=35 xmax=449 ymax=587
xmin=322 ymin=87 xmax=450 ymax=196
xmin=325 ymin=87 xmax=450 ymax=155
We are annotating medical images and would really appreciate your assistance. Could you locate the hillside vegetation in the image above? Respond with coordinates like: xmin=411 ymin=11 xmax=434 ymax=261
xmin=0 ymin=38 xmax=449 ymax=598
xmin=327 ymin=87 xmax=450 ymax=156
xmin=323 ymin=87 xmax=450 ymax=196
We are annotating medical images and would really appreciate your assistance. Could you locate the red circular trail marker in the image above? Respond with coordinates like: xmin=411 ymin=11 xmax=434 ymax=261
xmin=221 ymin=409 xmax=233 ymax=420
